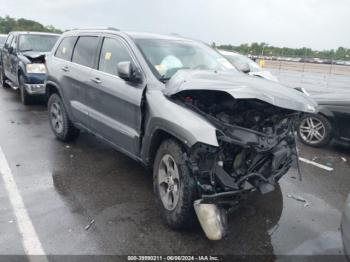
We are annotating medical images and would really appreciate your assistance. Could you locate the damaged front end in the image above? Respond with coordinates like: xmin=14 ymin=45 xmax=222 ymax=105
xmin=174 ymin=90 xmax=300 ymax=239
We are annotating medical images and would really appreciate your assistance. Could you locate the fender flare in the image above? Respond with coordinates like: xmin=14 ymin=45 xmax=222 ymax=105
xmin=45 ymin=80 xmax=74 ymax=120
xmin=140 ymin=117 xmax=219 ymax=165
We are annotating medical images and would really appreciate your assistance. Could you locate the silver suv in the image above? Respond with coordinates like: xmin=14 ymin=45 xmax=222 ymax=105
xmin=45 ymin=28 xmax=317 ymax=240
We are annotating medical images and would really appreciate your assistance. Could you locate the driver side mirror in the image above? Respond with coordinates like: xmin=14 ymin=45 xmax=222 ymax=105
xmin=8 ymin=46 xmax=14 ymax=54
xmin=117 ymin=61 xmax=142 ymax=83
xmin=235 ymin=62 xmax=250 ymax=74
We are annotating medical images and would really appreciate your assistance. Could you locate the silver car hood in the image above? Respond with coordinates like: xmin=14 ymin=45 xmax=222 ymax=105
xmin=249 ymin=71 xmax=279 ymax=83
xmin=163 ymin=70 xmax=318 ymax=113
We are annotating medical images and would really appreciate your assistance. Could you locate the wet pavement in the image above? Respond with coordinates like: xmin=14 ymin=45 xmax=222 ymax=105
xmin=0 ymin=85 xmax=349 ymax=260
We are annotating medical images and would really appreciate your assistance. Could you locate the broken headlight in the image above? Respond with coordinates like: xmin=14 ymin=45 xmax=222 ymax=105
xmin=26 ymin=63 xmax=46 ymax=74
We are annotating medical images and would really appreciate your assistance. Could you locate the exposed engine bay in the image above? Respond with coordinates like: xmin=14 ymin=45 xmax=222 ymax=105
xmin=174 ymin=90 xmax=299 ymax=206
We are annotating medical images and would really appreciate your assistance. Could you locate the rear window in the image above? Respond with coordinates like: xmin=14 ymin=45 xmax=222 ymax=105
xmin=55 ymin=37 xmax=77 ymax=61
xmin=72 ymin=36 xmax=99 ymax=68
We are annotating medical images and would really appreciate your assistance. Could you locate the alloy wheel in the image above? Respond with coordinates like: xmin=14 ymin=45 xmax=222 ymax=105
xmin=299 ymin=117 xmax=326 ymax=144
xmin=50 ymin=102 xmax=64 ymax=134
xmin=158 ymin=154 xmax=180 ymax=211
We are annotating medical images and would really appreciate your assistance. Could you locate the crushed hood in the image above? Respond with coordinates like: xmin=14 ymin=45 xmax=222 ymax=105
xmin=163 ymin=70 xmax=318 ymax=113
xmin=21 ymin=51 xmax=48 ymax=60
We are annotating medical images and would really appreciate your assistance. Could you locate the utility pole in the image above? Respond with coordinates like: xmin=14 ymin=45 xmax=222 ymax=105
xmin=301 ymin=49 xmax=307 ymax=86
xmin=261 ymin=44 xmax=268 ymax=57
xmin=327 ymin=51 xmax=335 ymax=89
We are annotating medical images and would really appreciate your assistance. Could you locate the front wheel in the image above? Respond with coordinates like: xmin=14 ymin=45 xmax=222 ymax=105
xmin=19 ymin=75 xmax=32 ymax=105
xmin=48 ymin=93 xmax=80 ymax=142
xmin=297 ymin=114 xmax=332 ymax=147
xmin=153 ymin=139 xmax=197 ymax=229
xmin=1 ymin=67 xmax=8 ymax=88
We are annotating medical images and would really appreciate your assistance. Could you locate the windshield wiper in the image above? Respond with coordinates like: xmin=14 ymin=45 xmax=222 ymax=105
xmin=20 ymin=49 xmax=33 ymax=52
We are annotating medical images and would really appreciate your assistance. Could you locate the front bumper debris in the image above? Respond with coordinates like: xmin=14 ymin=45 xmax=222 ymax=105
xmin=193 ymin=200 xmax=228 ymax=240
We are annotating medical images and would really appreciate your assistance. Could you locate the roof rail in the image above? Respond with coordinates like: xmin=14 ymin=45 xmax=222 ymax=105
xmin=169 ymin=33 xmax=182 ymax=37
xmin=71 ymin=27 xmax=120 ymax=31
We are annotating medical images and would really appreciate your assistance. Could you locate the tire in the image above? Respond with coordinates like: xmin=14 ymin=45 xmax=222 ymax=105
xmin=297 ymin=113 xmax=332 ymax=147
xmin=19 ymin=75 xmax=31 ymax=105
xmin=48 ymin=93 xmax=80 ymax=142
xmin=153 ymin=139 xmax=197 ymax=229
xmin=1 ymin=67 xmax=8 ymax=88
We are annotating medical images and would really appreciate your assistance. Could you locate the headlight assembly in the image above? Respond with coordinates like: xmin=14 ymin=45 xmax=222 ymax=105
xmin=26 ymin=63 xmax=46 ymax=74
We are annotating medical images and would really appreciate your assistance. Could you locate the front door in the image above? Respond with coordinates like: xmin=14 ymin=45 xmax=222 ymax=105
xmin=86 ymin=36 xmax=145 ymax=157
xmin=331 ymin=104 xmax=350 ymax=140
xmin=8 ymin=35 xmax=19 ymax=84
xmin=2 ymin=34 xmax=14 ymax=81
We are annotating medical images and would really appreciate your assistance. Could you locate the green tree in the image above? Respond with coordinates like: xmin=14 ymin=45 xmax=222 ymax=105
xmin=0 ymin=15 xmax=62 ymax=34
xmin=217 ymin=42 xmax=350 ymax=60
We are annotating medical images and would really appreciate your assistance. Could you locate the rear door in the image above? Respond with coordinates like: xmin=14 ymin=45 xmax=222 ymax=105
xmin=68 ymin=36 xmax=100 ymax=127
xmin=52 ymin=35 xmax=99 ymax=127
xmin=86 ymin=36 xmax=145 ymax=157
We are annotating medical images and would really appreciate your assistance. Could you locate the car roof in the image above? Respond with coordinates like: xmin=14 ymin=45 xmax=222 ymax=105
xmin=218 ymin=49 xmax=241 ymax=56
xmin=9 ymin=31 xmax=60 ymax=36
xmin=126 ymin=32 xmax=191 ymax=41
xmin=63 ymin=28 xmax=194 ymax=42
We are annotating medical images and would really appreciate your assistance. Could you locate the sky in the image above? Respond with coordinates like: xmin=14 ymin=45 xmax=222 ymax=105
xmin=0 ymin=0 xmax=349 ymax=50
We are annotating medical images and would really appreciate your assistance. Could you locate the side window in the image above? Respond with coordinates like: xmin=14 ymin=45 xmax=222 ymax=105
xmin=72 ymin=36 xmax=99 ymax=68
xmin=55 ymin=36 xmax=77 ymax=61
xmin=4 ymin=35 xmax=13 ymax=49
xmin=98 ymin=37 xmax=133 ymax=76
xmin=10 ymin=36 xmax=17 ymax=50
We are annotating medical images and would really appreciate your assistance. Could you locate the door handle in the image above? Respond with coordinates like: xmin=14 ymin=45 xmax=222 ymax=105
xmin=61 ymin=66 xmax=69 ymax=72
xmin=90 ymin=77 xmax=102 ymax=84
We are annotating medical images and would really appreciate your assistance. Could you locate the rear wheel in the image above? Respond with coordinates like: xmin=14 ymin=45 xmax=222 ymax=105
xmin=153 ymin=139 xmax=197 ymax=229
xmin=48 ymin=93 xmax=80 ymax=142
xmin=298 ymin=114 xmax=332 ymax=147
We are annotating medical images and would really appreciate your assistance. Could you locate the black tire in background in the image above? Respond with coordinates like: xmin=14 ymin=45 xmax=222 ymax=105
xmin=153 ymin=139 xmax=197 ymax=229
xmin=297 ymin=113 xmax=332 ymax=147
xmin=48 ymin=93 xmax=80 ymax=142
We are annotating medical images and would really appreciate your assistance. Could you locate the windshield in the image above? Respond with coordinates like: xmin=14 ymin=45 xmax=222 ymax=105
xmin=135 ymin=38 xmax=236 ymax=80
xmin=0 ymin=36 xmax=7 ymax=46
xmin=19 ymin=34 xmax=59 ymax=52
xmin=224 ymin=53 xmax=261 ymax=72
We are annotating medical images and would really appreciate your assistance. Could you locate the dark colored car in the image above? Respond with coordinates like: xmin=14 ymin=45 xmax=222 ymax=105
xmin=342 ymin=194 xmax=350 ymax=258
xmin=0 ymin=34 xmax=7 ymax=67
xmin=0 ymin=31 xmax=59 ymax=104
xmin=298 ymin=93 xmax=350 ymax=147
xmin=45 ymin=28 xmax=316 ymax=239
